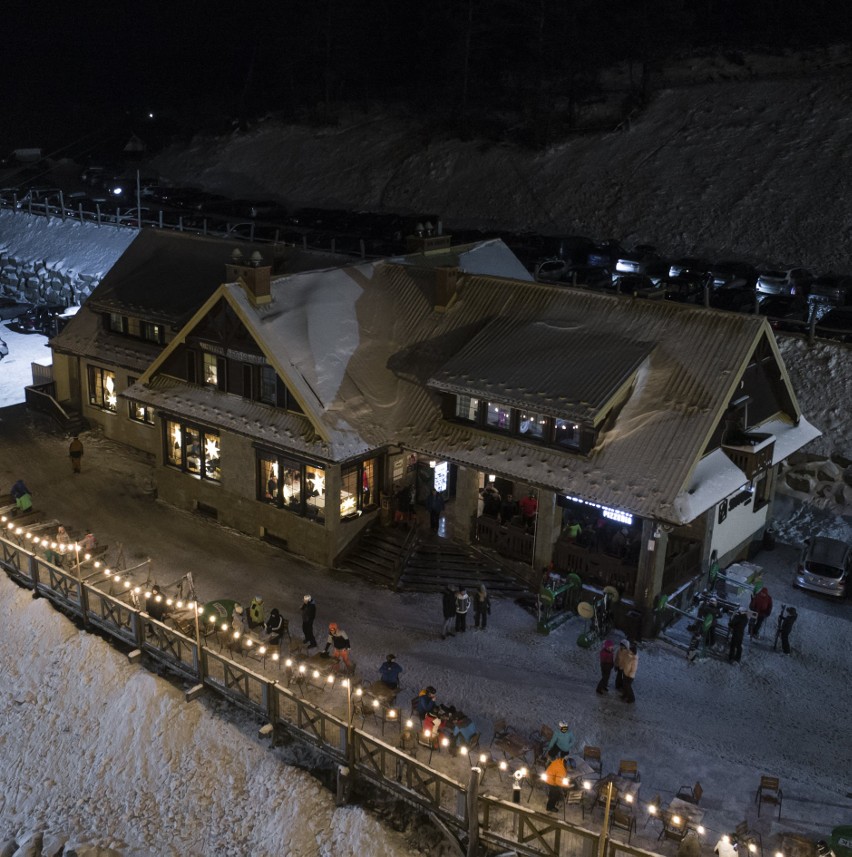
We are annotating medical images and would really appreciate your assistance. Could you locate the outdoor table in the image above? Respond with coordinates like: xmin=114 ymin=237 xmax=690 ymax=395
xmin=596 ymin=773 xmax=641 ymax=808
xmin=368 ymin=680 xmax=399 ymax=705
xmin=667 ymin=797 xmax=705 ymax=833
xmin=495 ymin=731 xmax=532 ymax=763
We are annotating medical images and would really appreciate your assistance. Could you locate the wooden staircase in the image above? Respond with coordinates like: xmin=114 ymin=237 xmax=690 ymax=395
xmin=335 ymin=523 xmax=530 ymax=598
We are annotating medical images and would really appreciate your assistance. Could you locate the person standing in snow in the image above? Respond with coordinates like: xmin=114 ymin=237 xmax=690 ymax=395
xmin=441 ymin=585 xmax=456 ymax=639
xmin=455 ymin=585 xmax=471 ymax=633
xmin=728 ymin=608 xmax=749 ymax=663
xmin=621 ymin=642 xmax=638 ymax=703
xmin=544 ymin=721 xmax=575 ymax=761
xmin=596 ymin=638 xmax=616 ymax=693
xmin=323 ymin=622 xmax=353 ymax=673
xmin=614 ymin=639 xmax=629 ymax=692
xmin=231 ymin=603 xmax=248 ymax=635
xmin=68 ymin=435 xmax=84 ymax=473
xmin=473 ymin=584 xmax=491 ymax=630
xmin=778 ymin=606 xmax=798 ymax=654
xmin=10 ymin=479 xmax=30 ymax=501
xmin=301 ymin=594 xmax=317 ymax=648
xmin=749 ymin=585 xmax=773 ymax=638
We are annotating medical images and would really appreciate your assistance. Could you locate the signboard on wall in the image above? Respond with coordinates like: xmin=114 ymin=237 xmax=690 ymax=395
xmin=434 ymin=461 xmax=449 ymax=493
xmin=392 ymin=456 xmax=404 ymax=481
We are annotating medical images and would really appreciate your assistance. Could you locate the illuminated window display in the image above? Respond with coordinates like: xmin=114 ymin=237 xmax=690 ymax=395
xmin=519 ymin=411 xmax=548 ymax=440
xmin=88 ymin=366 xmax=117 ymax=412
xmin=165 ymin=420 xmax=221 ymax=482
xmin=340 ymin=457 xmax=378 ymax=519
xmin=256 ymin=453 xmax=325 ymax=520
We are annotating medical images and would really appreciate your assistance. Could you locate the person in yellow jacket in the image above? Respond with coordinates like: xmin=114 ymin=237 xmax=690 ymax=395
xmin=544 ymin=755 xmax=573 ymax=812
xmin=248 ymin=595 xmax=265 ymax=629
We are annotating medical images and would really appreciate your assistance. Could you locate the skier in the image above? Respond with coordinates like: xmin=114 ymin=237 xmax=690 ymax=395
xmin=454 ymin=586 xmax=471 ymax=633
xmin=441 ymin=585 xmax=456 ymax=639
xmin=778 ymin=606 xmax=798 ymax=654
xmin=614 ymin=639 xmax=629 ymax=691
xmin=749 ymin=585 xmax=773 ymax=638
xmin=473 ymin=584 xmax=491 ymax=630
xmin=596 ymin=638 xmax=616 ymax=693
xmin=544 ymin=721 xmax=575 ymax=761
xmin=728 ymin=608 xmax=748 ymax=663
xmin=248 ymin=595 xmax=265 ymax=629
xmin=621 ymin=642 xmax=638 ymax=704
xmin=323 ymin=622 xmax=353 ymax=673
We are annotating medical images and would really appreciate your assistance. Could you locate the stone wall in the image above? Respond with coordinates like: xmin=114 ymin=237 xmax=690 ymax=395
xmin=0 ymin=251 xmax=100 ymax=306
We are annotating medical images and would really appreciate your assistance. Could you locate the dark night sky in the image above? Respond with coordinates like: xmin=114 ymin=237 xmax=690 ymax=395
xmin=3 ymin=0 xmax=850 ymax=157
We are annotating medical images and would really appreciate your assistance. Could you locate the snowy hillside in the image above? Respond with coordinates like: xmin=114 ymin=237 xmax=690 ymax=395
xmin=150 ymin=57 xmax=852 ymax=274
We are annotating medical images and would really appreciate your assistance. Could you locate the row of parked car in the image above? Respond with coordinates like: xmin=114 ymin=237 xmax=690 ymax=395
xmin=0 ymin=298 xmax=79 ymax=336
xmin=529 ymin=237 xmax=852 ymax=341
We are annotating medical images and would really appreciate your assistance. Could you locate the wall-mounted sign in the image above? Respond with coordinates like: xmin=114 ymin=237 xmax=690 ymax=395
xmin=434 ymin=461 xmax=449 ymax=493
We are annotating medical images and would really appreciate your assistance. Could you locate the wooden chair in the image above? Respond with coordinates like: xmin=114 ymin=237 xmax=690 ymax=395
xmin=490 ymin=718 xmax=509 ymax=746
xmin=417 ymin=726 xmax=440 ymax=763
xmin=532 ymin=724 xmax=553 ymax=759
xmin=755 ymin=775 xmax=783 ymax=819
xmin=564 ymin=786 xmax=587 ymax=819
xmin=676 ymin=781 xmax=703 ymax=805
xmin=583 ymin=745 xmax=603 ymax=778
xmin=644 ymin=794 xmax=662 ymax=829
xmin=618 ymin=759 xmax=640 ymax=781
xmin=658 ymin=810 xmax=688 ymax=843
xmin=610 ymin=807 xmax=637 ymax=843
xmin=734 ymin=820 xmax=763 ymax=857
xmin=592 ymin=783 xmax=619 ymax=816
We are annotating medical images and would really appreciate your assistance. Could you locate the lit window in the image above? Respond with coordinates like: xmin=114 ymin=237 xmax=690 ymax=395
xmin=88 ymin=366 xmax=117 ymax=412
xmin=203 ymin=352 xmax=218 ymax=386
xmin=127 ymin=377 xmax=154 ymax=425
xmin=165 ymin=420 xmax=220 ymax=482
xmin=340 ymin=458 xmax=378 ymax=520
xmin=554 ymin=419 xmax=580 ymax=449
xmin=519 ymin=411 xmax=548 ymax=440
xmin=456 ymin=395 xmax=480 ymax=422
xmin=485 ymin=402 xmax=512 ymax=432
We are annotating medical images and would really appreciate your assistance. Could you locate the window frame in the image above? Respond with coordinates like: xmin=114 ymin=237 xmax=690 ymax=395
xmin=127 ymin=376 xmax=155 ymax=425
xmin=164 ymin=419 xmax=221 ymax=482
xmin=87 ymin=365 xmax=118 ymax=413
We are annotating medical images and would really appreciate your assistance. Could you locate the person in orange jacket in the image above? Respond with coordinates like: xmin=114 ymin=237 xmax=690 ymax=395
xmin=544 ymin=755 xmax=572 ymax=812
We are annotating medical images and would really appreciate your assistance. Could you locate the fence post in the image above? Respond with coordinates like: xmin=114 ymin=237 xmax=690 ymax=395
xmin=28 ymin=552 xmax=39 ymax=592
xmin=466 ymin=766 xmax=481 ymax=857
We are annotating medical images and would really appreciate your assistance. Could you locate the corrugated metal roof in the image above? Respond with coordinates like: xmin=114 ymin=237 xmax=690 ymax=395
xmin=429 ymin=315 xmax=654 ymax=423
xmin=123 ymin=376 xmax=367 ymax=461
xmin=127 ymin=248 xmax=813 ymax=524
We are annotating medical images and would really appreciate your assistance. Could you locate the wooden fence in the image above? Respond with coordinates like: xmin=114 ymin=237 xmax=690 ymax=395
xmin=0 ymin=532 xmax=673 ymax=857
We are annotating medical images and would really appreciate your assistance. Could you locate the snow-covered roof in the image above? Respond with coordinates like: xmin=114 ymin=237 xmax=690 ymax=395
xmin=131 ymin=252 xmax=817 ymax=523
xmin=391 ymin=237 xmax=534 ymax=281
xmin=673 ymin=415 xmax=821 ymax=521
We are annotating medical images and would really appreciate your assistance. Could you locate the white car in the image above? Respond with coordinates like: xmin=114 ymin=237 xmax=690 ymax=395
xmin=794 ymin=536 xmax=851 ymax=598
xmin=755 ymin=266 xmax=810 ymax=298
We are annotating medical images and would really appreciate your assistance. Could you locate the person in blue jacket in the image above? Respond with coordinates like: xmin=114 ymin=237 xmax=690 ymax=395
xmin=545 ymin=721 xmax=575 ymax=760
xmin=378 ymin=653 xmax=403 ymax=688
xmin=415 ymin=686 xmax=438 ymax=719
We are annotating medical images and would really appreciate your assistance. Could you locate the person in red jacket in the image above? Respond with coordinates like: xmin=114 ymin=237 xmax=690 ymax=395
xmin=749 ymin=585 xmax=773 ymax=638
xmin=518 ymin=491 xmax=538 ymax=528
xmin=596 ymin=638 xmax=616 ymax=694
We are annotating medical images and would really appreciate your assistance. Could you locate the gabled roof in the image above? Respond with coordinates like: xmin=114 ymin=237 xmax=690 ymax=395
xmin=84 ymin=228 xmax=350 ymax=325
xmin=127 ymin=249 xmax=819 ymax=523
xmin=428 ymin=316 xmax=653 ymax=425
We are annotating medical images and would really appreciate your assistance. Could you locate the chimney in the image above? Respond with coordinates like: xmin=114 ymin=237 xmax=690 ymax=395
xmin=434 ymin=266 xmax=459 ymax=312
xmin=225 ymin=248 xmax=272 ymax=306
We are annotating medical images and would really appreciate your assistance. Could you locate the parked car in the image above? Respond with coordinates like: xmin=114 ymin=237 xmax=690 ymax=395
xmin=563 ymin=265 xmax=612 ymax=290
xmin=534 ymin=259 xmax=568 ymax=283
xmin=758 ymin=294 xmax=810 ymax=332
xmin=0 ymin=336 xmax=7 ymax=360
xmin=807 ymin=274 xmax=852 ymax=320
xmin=794 ymin=536 xmax=851 ymax=598
xmin=587 ymin=239 xmax=625 ymax=270
xmin=663 ymin=274 xmax=706 ymax=304
xmin=0 ymin=296 xmax=33 ymax=321
xmin=709 ymin=260 xmax=757 ymax=291
xmin=611 ymin=274 xmax=664 ymax=297
xmin=538 ymin=235 xmax=595 ymax=266
xmin=7 ymin=304 xmax=69 ymax=335
xmin=755 ymin=266 xmax=811 ymax=298
xmin=816 ymin=306 xmax=852 ymax=343
xmin=669 ymin=257 xmax=711 ymax=280
xmin=615 ymin=244 xmax=659 ymax=277
xmin=709 ymin=282 xmax=757 ymax=313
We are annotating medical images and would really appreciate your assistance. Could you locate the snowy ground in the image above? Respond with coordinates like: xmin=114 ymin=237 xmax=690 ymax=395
xmin=0 ymin=324 xmax=51 ymax=405
xmin=0 ymin=406 xmax=850 ymax=855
